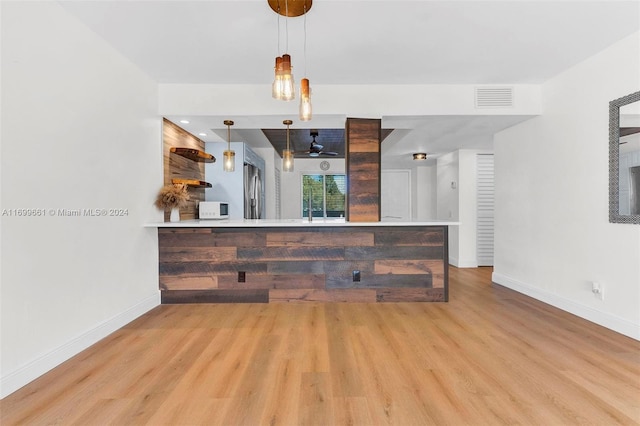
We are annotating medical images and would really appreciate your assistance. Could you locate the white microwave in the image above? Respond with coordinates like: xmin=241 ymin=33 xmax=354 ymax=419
xmin=199 ymin=201 xmax=229 ymax=220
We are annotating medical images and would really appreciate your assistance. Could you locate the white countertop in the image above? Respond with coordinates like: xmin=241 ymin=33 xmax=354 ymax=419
xmin=145 ymin=218 xmax=459 ymax=228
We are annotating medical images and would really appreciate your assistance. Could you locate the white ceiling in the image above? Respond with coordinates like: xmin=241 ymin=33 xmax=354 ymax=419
xmin=59 ymin=0 xmax=640 ymax=165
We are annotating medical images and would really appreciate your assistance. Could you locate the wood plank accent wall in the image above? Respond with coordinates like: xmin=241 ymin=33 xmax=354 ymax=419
xmin=162 ymin=118 xmax=206 ymax=221
xmin=345 ymin=118 xmax=382 ymax=222
xmin=158 ymin=226 xmax=448 ymax=303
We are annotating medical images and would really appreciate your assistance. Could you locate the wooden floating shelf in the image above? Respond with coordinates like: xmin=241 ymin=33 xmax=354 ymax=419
xmin=172 ymin=178 xmax=212 ymax=188
xmin=170 ymin=147 xmax=216 ymax=163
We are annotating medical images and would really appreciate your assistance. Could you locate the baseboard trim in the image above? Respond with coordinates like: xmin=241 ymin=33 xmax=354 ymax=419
xmin=449 ymin=257 xmax=478 ymax=268
xmin=0 ymin=293 xmax=160 ymax=398
xmin=492 ymin=272 xmax=639 ymax=341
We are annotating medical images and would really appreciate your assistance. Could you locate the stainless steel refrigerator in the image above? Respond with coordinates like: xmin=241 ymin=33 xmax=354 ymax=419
xmin=244 ymin=162 xmax=263 ymax=219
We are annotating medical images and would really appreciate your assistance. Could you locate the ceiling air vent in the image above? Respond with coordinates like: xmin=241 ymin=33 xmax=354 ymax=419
xmin=475 ymin=87 xmax=514 ymax=108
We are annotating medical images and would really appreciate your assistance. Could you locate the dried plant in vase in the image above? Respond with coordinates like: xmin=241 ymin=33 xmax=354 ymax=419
xmin=155 ymin=183 xmax=189 ymax=221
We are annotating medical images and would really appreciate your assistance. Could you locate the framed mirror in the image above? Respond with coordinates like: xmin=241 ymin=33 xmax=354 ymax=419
xmin=610 ymin=90 xmax=640 ymax=224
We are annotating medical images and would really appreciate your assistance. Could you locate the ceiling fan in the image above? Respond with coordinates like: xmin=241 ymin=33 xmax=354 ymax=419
xmin=296 ymin=130 xmax=338 ymax=157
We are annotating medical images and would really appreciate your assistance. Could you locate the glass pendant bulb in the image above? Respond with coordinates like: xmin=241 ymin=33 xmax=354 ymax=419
xmin=283 ymin=149 xmax=294 ymax=172
xmin=272 ymin=56 xmax=284 ymax=99
xmin=299 ymin=78 xmax=312 ymax=121
xmin=223 ymin=120 xmax=235 ymax=172
xmin=223 ymin=150 xmax=235 ymax=172
xmin=282 ymin=119 xmax=294 ymax=172
xmin=280 ymin=54 xmax=295 ymax=101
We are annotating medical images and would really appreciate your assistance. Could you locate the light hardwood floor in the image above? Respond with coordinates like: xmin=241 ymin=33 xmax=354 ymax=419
xmin=2 ymin=267 xmax=639 ymax=425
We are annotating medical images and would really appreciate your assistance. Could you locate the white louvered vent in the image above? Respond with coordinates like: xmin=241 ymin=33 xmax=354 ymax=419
xmin=475 ymin=87 xmax=514 ymax=108
xmin=476 ymin=154 xmax=494 ymax=266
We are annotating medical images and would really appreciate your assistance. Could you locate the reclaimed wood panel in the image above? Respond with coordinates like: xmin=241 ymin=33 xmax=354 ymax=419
xmin=160 ymin=261 xmax=268 ymax=276
xmin=162 ymin=118 xmax=206 ymax=221
xmin=159 ymin=231 xmax=266 ymax=247
xmin=158 ymin=228 xmax=212 ymax=235
xmin=345 ymin=246 xmax=443 ymax=260
xmin=158 ymin=226 xmax=447 ymax=303
xmin=238 ymin=247 xmax=345 ymax=261
xmin=269 ymin=289 xmax=377 ymax=303
xmin=160 ymin=275 xmax=218 ymax=290
xmin=266 ymin=231 xmax=374 ymax=247
xmin=161 ymin=289 xmax=269 ymax=304
xmin=346 ymin=118 xmax=381 ymax=222
xmin=374 ymin=259 xmax=444 ymax=275
xmin=323 ymin=260 xmax=376 ymax=275
xmin=268 ymin=261 xmax=326 ymax=274
xmin=374 ymin=228 xmax=445 ymax=246
xmin=159 ymin=247 xmax=237 ymax=262
xmin=327 ymin=274 xmax=433 ymax=289
xmin=217 ymin=274 xmax=325 ymax=290
xmin=376 ymin=288 xmax=445 ymax=302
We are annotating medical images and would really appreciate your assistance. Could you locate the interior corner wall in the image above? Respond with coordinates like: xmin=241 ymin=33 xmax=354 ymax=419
xmin=0 ymin=1 xmax=162 ymax=397
xmin=493 ymin=32 xmax=640 ymax=340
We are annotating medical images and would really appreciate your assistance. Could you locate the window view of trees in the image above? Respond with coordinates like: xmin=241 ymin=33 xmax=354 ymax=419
xmin=302 ymin=174 xmax=346 ymax=218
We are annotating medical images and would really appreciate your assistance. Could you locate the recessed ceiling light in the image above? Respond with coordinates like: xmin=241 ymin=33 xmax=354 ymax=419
xmin=413 ymin=153 xmax=427 ymax=160
xmin=198 ymin=133 xmax=207 ymax=136
xmin=180 ymin=120 xmax=190 ymax=124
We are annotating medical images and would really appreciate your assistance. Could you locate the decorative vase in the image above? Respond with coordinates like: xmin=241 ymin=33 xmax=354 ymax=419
xmin=170 ymin=207 xmax=180 ymax=222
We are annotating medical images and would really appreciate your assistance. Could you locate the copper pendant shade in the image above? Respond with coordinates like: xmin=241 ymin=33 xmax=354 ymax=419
xmin=268 ymin=0 xmax=312 ymax=17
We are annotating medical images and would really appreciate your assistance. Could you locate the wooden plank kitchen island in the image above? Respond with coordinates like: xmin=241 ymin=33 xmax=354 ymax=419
xmin=146 ymin=219 xmax=458 ymax=303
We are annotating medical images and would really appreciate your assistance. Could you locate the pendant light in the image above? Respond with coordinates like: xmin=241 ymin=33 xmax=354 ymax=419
xmin=271 ymin=1 xmax=295 ymax=101
xmin=299 ymin=3 xmax=312 ymax=121
xmin=299 ymin=78 xmax=312 ymax=121
xmin=223 ymin=120 xmax=235 ymax=172
xmin=282 ymin=119 xmax=294 ymax=172
xmin=269 ymin=0 xmax=312 ymax=102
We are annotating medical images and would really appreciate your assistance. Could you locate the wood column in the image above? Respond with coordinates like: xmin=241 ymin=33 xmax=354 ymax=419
xmin=345 ymin=118 xmax=381 ymax=222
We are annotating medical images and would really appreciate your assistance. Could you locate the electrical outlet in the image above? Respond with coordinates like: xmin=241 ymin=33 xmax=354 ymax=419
xmin=353 ymin=270 xmax=361 ymax=282
xmin=592 ymin=281 xmax=604 ymax=300
xmin=238 ymin=271 xmax=246 ymax=283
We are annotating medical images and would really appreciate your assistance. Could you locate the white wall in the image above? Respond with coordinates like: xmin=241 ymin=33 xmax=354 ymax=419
xmin=159 ymin=84 xmax=542 ymax=123
xmin=457 ymin=150 xmax=480 ymax=268
xmin=437 ymin=150 xmax=489 ymax=267
xmin=280 ymin=158 xmax=346 ymax=219
xmin=415 ymin=165 xmax=437 ymax=220
xmin=493 ymin=32 xmax=640 ymax=340
xmin=437 ymin=152 xmax=460 ymax=262
xmin=382 ymin=170 xmax=412 ymax=221
xmin=0 ymin=1 xmax=162 ymax=397
xmin=204 ymin=141 xmax=245 ymax=219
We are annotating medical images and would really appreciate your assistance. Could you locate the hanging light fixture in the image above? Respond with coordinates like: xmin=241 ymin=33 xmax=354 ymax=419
xmin=299 ymin=2 xmax=312 ymax=120
xmin=282 ymin=119 xmax=294 ymax=172
xmin=223 ymin=120 xmax=235 ymax=172
xmin=269 ymin=1 xmax=312 ymax=102
xmin=299 ymin=78 xmax=312 ymax=121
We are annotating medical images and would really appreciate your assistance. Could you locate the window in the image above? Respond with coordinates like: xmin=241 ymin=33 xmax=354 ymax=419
xmin=302 ymin=174 xmax=346 ymax=218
